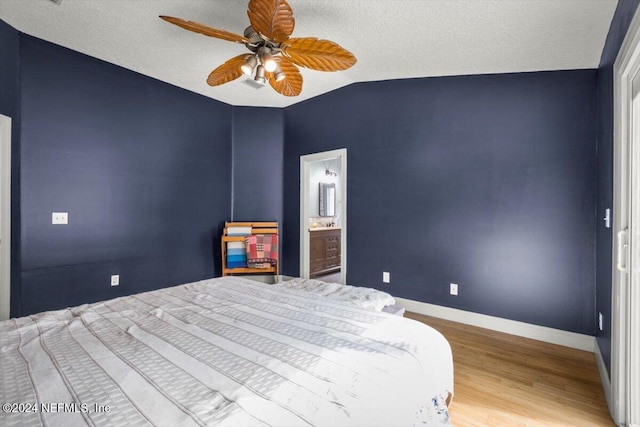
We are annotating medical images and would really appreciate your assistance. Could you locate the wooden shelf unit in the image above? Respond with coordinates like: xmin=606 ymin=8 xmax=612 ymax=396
xmin=221 ymin=221 xmax=279 ymax=277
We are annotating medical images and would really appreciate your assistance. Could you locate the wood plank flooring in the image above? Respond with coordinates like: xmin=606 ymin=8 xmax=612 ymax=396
xmin=405 ymin=312 xmax=614 ymax=427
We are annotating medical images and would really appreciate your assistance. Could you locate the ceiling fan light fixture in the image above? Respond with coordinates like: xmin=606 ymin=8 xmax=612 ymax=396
xmin=256 ymin=47 xmax=277 ymax=73
xmin=262 ymin=54 xmax=277 ymax=72
xmin=241 ymin=55 xmax=258 ymax=75
xmin=264 ymin=58 xmax=277 ymax=72
xmin=274 ymin=66 xmax=286 ymax=82
xmin=254 ymin=64 xmax=266 ymax=84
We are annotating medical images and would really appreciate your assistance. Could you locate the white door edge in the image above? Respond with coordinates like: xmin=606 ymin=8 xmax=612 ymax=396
xmin=0 ymin=114 xmax=11 ymax=321
xmin=613 ymin=6 xmax=640 ymax=424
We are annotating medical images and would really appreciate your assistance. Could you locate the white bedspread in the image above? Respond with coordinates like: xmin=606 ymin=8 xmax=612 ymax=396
xmin=0 ymin=276 xmax=453 ymax=427
xmin=276 ymin=277 xmax=396 ymax=311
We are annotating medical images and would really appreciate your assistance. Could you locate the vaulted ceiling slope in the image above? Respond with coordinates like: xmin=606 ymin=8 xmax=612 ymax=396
xmin=0 ymin=0 xmax=617 ymax=108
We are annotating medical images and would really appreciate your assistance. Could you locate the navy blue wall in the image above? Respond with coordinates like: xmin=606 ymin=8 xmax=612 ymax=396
xmin=231 ymin=107 xmax=284 ymax=222
xmin=284 ymin=70 xmax=597 ymax=334
xmin=0 ymin=20 xmax=22 ymax=318
xmin=596 ymin=0 xmax=640 ymax=373
xmin=18 ymin=35 xmax=232 ymax=315
xmin=1 ymin=13 xmax=617 ymax=339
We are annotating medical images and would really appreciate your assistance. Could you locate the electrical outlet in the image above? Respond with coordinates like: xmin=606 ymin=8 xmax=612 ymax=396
xmin=111 ymin=275 xmax=119 ymax=287
xmin=450 ymin=283 xmax=458 ymax=296
xmin=382 ymin=272 xmax=390 ymax=283
xmin=599 ymin=312 xmax=603 ymax=331
xmin=52 ymin=212 xmax=68 ymax=225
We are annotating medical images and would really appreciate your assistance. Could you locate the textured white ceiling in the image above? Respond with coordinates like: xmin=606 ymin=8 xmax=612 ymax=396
xmin=0 ymin=0 xmax=618 ymax=108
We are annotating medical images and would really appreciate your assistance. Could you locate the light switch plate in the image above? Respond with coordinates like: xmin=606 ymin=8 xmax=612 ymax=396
xmin=52 ymin=212 xmax=68 ymax=225
xmin=450 ymin=283 xmax=459 ymax=296
xmin=111 ymin=275 xmax=119 ymax=286
xmin=382 ymin=272 xmax=390 ymax=283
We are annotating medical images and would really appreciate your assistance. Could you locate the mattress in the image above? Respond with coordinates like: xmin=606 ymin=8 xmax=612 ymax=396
xmin=1 ymin=276 xmax=453 ymax=426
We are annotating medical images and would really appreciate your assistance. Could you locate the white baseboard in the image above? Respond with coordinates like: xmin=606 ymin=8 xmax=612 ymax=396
xmin=594 ymin=342 xmax=614 ymax=421
xmin=395 ymin=297 xmax=596 ymax=352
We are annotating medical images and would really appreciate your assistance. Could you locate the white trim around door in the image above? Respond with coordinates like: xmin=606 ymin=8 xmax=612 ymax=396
xmin=0 ymin=114 xmax=11 ymax=321
xmin=613 ymin=6 xmax=640 ymax=425
xmin=300 ymin=149 xmax=347 ymax=284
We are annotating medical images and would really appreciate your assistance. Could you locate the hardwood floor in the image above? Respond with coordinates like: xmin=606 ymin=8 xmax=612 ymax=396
xmin=405 ymin=312 xmax=614 ymax=427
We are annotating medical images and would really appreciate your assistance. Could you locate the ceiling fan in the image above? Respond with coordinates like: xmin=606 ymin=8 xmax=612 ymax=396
xmin=160 ymin=0 xmax=357 ymax=97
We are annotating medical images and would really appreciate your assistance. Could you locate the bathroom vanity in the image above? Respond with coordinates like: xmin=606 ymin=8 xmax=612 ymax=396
xmin=309 ymin=228 xmax=341 ymax=278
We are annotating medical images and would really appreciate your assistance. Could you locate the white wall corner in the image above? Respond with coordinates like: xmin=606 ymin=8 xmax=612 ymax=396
xmin=395 ymin=297 xmax=596 ymax=352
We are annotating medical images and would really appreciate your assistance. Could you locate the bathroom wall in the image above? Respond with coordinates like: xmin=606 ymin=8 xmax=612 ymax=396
xmin=309 ymin=158 xmax=341 ymax=227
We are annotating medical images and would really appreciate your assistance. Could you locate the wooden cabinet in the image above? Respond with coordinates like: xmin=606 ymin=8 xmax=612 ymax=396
xmin=309 ymin=229 xmax=341 ymax=277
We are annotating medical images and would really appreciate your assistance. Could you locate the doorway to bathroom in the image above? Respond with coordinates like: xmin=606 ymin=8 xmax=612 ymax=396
xmin=300 ymin=149 xmax=346 ymax=284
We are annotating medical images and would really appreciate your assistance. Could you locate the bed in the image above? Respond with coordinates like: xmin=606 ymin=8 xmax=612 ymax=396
xmin=1 ymin=276 xmax=453 ymax=426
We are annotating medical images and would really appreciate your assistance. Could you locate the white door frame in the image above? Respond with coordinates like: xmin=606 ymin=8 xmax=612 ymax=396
xmin=300 ymin=149 xmax=347 ymax=283
xmin=613 ymin=7 xmax=640 ymax=425
xmin=0 ymin=114 xmax=12 ymax=321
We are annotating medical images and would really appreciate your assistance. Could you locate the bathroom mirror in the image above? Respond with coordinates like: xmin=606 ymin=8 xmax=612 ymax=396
xmin=319 ymin=183 xmax=336 ymax=217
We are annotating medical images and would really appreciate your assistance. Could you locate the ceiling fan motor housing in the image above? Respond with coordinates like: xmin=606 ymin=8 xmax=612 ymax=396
xmin=244 ymin=26 xmax=281 ymax=54
xmin=244 ymin=26 xmax=263 ymax=45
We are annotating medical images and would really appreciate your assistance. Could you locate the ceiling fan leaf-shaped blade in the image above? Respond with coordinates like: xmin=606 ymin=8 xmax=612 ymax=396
xmin=268 ymin=57 xmax=302 ymax=96
xmin=160 ymin=16 xmax=249 ymax=44
xmin=282 ymin=37 xmax=357 ymax=71
xmin=207 ymin=55 xmax=251 ymax=87
xmin=247 ymin=0 xmax=295 ymax=43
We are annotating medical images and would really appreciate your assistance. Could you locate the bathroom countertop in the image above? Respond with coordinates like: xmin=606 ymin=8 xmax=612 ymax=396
xmin=309 ymin=227 xmax=341 ymax=231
